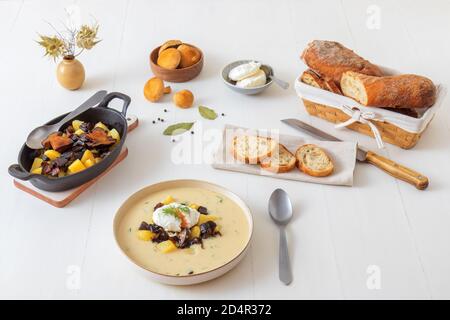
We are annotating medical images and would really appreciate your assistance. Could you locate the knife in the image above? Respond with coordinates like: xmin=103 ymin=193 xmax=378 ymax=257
xmin=282 ymin=119 xmax=429 ymax=190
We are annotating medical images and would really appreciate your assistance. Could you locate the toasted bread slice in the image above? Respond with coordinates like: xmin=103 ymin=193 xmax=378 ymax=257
xmin=231 ymin=135 xmax=277 ymax=164
xmin=295 ymin=144 xmax=334 ymax=177
xmin=301 ymin=69 xmax=342 ymax=94
xmin=260 ymin=144 xmax=296 ymax=173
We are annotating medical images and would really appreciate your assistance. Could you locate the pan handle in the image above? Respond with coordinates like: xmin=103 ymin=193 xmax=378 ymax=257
xmin=8 ymin=164 xmax=33 ymax=181
xmin=100 ymin=92 xmax=131 ymax=117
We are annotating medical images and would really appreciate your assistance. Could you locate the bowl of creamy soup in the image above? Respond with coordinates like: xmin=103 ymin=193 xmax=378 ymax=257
xmin=113 ymin=179 xmax=253 ymax=285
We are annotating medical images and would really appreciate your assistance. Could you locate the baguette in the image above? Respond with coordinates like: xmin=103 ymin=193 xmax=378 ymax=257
xmin=231 ymin=135 xmax=277 ymax=164
xmin=260 ymin=144 xmax=296 ymax=173
xmin=295 ymin=144 xmax=334 ymax=177
xmin=301 ymin=40 xmax=383 ymax=86
xmin=300 ymin=69 xmax=342 ymax=94
xmin=341 ymin=71 xmax=436 ymax=109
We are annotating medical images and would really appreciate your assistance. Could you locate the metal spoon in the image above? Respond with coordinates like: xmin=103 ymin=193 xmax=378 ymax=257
xmin=268 ymin=188 xmax=293 ymax=285
xmin=260 ymin=65 xmax=290 ymax=90
xmin=26 ymin=90 xmax=107 ymax=149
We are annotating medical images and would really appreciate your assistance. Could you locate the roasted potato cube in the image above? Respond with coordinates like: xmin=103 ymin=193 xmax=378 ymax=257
xmin=72 ymin=120 xmax=84 ymax=131
xmin=94 ymin=122 xmax=109 ymax=132
xmin=190 ymin=226 xmax=200 ymax=238
xmin=31 ymin=167 xmax=42 ymax=175
xmin=84 ymin=159 xmax=95 ymax=168
xmin=161 ymin=195 xmax=174 ymax=205
xmin=68 ymin=159 xmax=86 ymax=174
xmin=137 ymin=230 xmax=155 ymax=241
xmin=197 ymin=214 xmax=220 ymax=225
xmin=108 ymin=128 xmax=120 ymax=142
xmin=157 ymin=240 xmax=177 ymax=253
xmin=30 ymin=158 xmax=43 ymax=172
xmin=74 ymin=129 xmax=85 ymax=136
xmin=94 ymin=157 xmax=102 ymax=164
xmin=44 ymin=150 xmax=61 ymax=161
xmin=81 ymin=150 xmax=95 ymax=165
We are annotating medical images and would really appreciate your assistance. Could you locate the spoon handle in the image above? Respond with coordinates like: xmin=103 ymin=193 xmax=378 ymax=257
xmin=279 ymin=226 xmax=292 ymax=285
xmin=56 ymin=90 xmax=108 ymax=128
xmin=271 ymin=76 xmax=290 ymax=90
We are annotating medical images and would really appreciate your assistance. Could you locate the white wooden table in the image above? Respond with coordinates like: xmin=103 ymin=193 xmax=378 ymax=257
xmin=1 ymin=0 xmax=449 ymax=299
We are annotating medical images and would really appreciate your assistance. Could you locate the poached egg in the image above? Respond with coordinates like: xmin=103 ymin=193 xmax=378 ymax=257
xmin=153 ymin=203 xmax=200 ymax=232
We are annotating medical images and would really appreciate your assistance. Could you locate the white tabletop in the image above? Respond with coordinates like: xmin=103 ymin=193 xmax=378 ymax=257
xmin=1 ymin=0 xmax=449 ymax=299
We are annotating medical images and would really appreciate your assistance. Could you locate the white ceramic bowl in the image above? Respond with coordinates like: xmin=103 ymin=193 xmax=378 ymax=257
xmin=113 ymin=179 xmax=253 ymax=285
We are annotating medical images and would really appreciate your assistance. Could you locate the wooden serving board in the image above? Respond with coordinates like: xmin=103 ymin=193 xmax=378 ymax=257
xmin=13 ymin=115 xmax=139 ymax=208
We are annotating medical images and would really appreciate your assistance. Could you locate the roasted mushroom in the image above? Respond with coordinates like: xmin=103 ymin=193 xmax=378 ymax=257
xmin=197 ymin=206 xmax=208 ymax=214
xmin=42 ymin=133 xmax=73 ymax=152
xmin=86 ymin=128 xmax=116 ymax=147
xmin=200 ymin=221 xmax=220 ymax=239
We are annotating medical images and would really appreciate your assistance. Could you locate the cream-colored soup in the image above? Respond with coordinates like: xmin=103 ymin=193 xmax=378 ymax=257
xmin=117 ymin=187 xmax=250 ymax=276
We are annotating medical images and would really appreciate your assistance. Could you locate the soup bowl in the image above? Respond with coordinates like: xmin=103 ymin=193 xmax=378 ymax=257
xmin=113 ymin=179 xmax=253 ymax=285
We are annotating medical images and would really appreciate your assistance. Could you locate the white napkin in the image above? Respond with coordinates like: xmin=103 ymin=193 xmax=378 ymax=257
xmin=212 ymin=125 xmax=357 ymax=187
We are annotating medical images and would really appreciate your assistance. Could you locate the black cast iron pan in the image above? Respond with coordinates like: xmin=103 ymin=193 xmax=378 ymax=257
xmin=8 ymin=92 xmax=131 ymax=192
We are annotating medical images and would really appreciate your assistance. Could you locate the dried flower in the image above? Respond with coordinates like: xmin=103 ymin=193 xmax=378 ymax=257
xmin=76 ymin=24 xmax=100 ymax=50
xmin=37 ymin=35 xmax=66 ymax=60
xmin=37 ymin=14 xmax=100 ymax=61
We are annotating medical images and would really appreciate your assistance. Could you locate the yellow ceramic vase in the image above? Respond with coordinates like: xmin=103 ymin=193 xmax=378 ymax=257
xmin=56 ymin=56 xmax=85 ymax=90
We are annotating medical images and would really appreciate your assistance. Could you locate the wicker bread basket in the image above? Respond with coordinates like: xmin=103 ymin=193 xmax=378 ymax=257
xmin=295 ymin=68 xmax=444 ymax=149
xmin=301 ymin=99 xmax=423 ymax=149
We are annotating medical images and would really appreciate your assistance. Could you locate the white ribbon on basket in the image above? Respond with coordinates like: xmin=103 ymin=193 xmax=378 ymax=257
xmin=335 ymin=105 xmax=385 ymax=149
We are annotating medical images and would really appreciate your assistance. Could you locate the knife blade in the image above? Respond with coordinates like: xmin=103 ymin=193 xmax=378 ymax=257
xmin=281 ymin=118 xmax=429 ymax=190
xmin=281 ymin=118 xmax=368 ymax=161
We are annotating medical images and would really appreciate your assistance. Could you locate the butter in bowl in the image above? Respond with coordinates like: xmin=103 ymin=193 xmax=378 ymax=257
xmin=221 ymin=60 xmax=289 ymax=95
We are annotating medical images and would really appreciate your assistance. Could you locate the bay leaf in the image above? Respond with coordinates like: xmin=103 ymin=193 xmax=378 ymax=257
xmin=198 ymin=106 xmax=218 ymax=120
xmin=163 ymin=122 xmax=195 ymax=136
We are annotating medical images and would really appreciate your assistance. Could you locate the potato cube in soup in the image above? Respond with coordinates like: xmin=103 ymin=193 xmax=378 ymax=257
xmin=198 ymin=214 xmax=220 ymax=225
xmin=108 ymin=128 xmax=120 ymax=142
xmin=137 ymin=230 xmax=155 ymax=241
xmin=190 ymin=226 xmax=200 ymax=238
xmin=157 ymin=240 xmax=177 ymax=253
xmin=72 ymin=120 xmax=84 ymax=131
xmin=44 ymin=150 xmax=61 ymax=161
xmin=94 ymin=122 xmax=109 ymax=132
xmin=161 ymin=195 xmax=175 ymax=205
xmin=68 ymin=159 xmax=86 ymax=174
xmin=30 ymin=158 xmax=43 ymax=172
xmin=189 ymin=203 xmax=199 ymax=210
xmin=81 ymin=150 xmax=95 ymax=165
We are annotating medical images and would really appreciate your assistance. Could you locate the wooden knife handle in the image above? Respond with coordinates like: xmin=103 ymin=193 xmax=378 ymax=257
xmin=365 ymin=151 xmax=429 ymax=190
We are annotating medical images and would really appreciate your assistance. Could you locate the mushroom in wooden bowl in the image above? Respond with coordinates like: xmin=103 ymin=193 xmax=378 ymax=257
xmin=149 ymin=40 xmax=203 ymax=83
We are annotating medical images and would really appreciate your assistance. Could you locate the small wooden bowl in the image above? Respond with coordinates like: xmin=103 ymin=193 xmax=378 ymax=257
xmin=149 ymin=44 xmax=204 ymax=83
